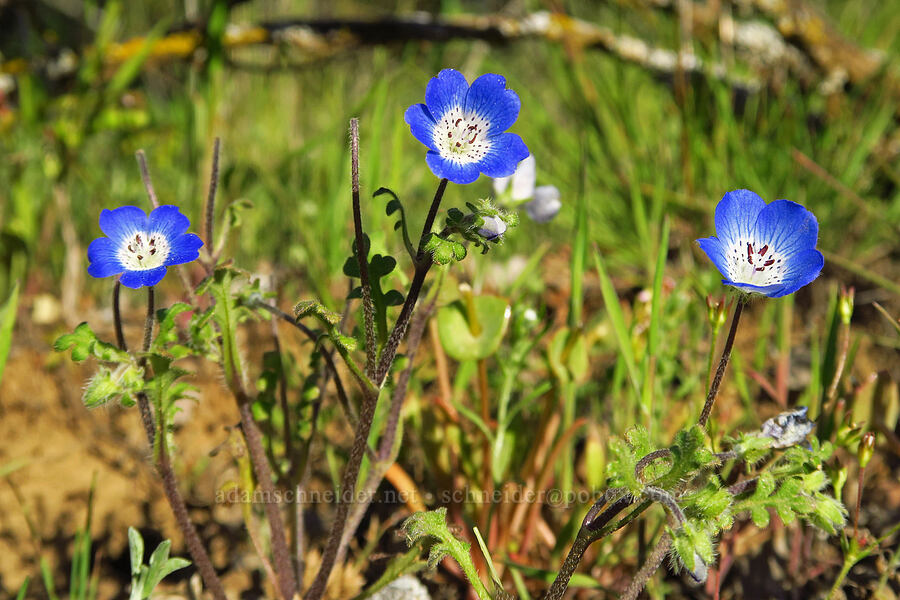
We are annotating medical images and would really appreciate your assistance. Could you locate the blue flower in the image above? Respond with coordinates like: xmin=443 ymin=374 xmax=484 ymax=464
xmin=87 ymin=205 xmax=204 ymax=289
xmin=697 ymin=190 xmax=824 ymax=298
xmin=405 ymin=69 xmax=530 ymax=184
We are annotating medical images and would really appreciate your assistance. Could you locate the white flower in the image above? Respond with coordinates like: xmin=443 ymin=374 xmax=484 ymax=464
xmin=478 ymin=215 xmax=508 ymax=241
xmin=492 ymin=154 xmax=536 ymax=201
xmin=524 ymin=185 xmax=562 ymax=223
xmin=370 ymin=575 xmax=431 ymax=600
xmin=492 ymin=155 xmax=561 ymax=223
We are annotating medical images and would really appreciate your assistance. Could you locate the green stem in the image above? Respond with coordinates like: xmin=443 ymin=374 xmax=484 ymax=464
xmin=828 ymin=560 xmax=854 ymax=599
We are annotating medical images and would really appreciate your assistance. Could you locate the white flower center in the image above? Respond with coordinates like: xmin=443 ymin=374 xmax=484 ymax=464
xmin=117 ymin=231 xmax=170 ymax=271
xmin=432 ymin=106 xmax=492 ymax=165
xmin=725 ymin=239 xmax=787 ymax=287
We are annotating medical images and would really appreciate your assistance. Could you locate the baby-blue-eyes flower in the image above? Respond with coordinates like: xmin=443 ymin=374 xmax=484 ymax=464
xmin=405 ymin=68 xmax=530 ymax=184
xmin=697 ymin=189 xmax=824 ymax=298
xmin=87 ymin=205 xmax=203 ymax=289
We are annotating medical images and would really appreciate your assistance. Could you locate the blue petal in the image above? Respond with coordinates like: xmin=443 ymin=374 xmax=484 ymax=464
xmin=696 ymin=237 xmax=730 ymax=279
xmin=120 ymin=270 xmax=147 ymax=289
xmin=119 ymin=267 xmax=168 ymax=289
xmin=99 ymin=206 xmax=147 ymax=241
xmin=424 ymin=69 xmax=469 ymax=120
xmin=425 ymin=151 xmax=481 ymax=184
xmin=165 ymin=233 xmax=204 ymax=267
xmin=771 ymin=248 xmax=824 ymax=297
xmin=722 ymin=280 xmax=786 ymax=297
xmin=478 ymin=133 xmax=529 ymax=178
xmin=139 ymin=266 xmax=169 ymax=287
xmin=87 ymin=237 xmax=124 ymax=278
xmin=404 ymin=103 xmax=438 ymax=151
xmin=714 ymin=190 xmax=767 ymax=247
xmin=464 ymin=73 xmax=521 ymax=134
xmin=148 ymin=205 xmax=192 ymax=240
xmin=752 ymin=199 xmax=819 ymax=257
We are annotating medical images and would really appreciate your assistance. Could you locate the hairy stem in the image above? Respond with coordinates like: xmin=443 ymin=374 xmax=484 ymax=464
xmin=698 ymin=301 xmax=744 ymax=427
xmin=135 ymin=150 xmax=160 ymax=209
xmin=204 ymin=137 xmax=221 ymax=272
xmin=621 ymin=532 xmax=673 ymax=600
xmin=543 ymin=495 xmax=649 ymax=600
xmin=305 ymin=387 xmax=379 ymax=600
xmin=375 ymin=178 xmax=448 ymax=383
xmin=234 ymin=390 xmax=297 ymax=599
xmin=349 ymin=119 xmax=377 ymax=378
xmin=137 ymin=287 xmax=155 ymax=444
xmin=122 ymin=286 xmax=226 ymax=600
xmin=333 ymin=297 xmax=437 ymax=568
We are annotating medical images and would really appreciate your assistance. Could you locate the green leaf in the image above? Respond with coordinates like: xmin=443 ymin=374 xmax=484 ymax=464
xmin=151 ymin=303 xmax=193 ymax=355
xmin=83 ymin=364 xmax=145 ymax=408
xmin=606 ymin=425 xmax=654 ymax=493
xmin=55 ymin=322 xmax=131 ymax=363
xmin=15 ymin=576 xmax=29 ymax=600
xmin=547 ymin=327 xmax=588 ymax=383
xmin=436 ymin=296 xmax=511 ymax=361
xmin=593 ymin=251 xmax=642 ymax=400
xmin=128 ymin=527 xmax=144 ymax=578
xmin=380 ymin=187 xmax=416 ymax=260
xmin=294 ymin=300 xmax=342 ymax=326
xmin=401 ymin=508 xmax=492 ymax=600
xmin=0 ymin=282 xmax=19 ymax=387
xmin=343 ymin=235 xmax=405 ymax=343
xmin=423 ymin=233 xmax=467 ymax=265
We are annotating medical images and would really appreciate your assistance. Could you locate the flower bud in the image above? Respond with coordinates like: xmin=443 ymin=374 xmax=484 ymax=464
xmin=687 ymin=552 xmax=708 ymax=584
xmin=826 ymin=463 xmax=848 ymax=500
xmin=524 ymin=185 xmax=562 ymax=223
xmin=858 ymin=431 xmax=876 ymax=469
xmin=838 ymin=285 xmax=855 ymax=325
xmin=477 ymin=215 xmax=507 ymax=241
xmin=706 ymin=295 xmax=729 ymax=334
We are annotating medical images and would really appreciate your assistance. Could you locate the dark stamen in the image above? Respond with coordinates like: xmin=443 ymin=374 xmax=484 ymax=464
xmin=150 ymin=248 xmax=156 ymax=255
xmin=764 ymin=259 xmax=775 ymax=267
xmin=137 ymin=255 xmax=143 ymax=260
xmin=758 ymin=244 xmax=768 ymax=256
xmin=746 ymin=243 xmax=754 ymax=265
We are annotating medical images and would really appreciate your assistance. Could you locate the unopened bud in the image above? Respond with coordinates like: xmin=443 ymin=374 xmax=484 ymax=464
xmin=524 ymin=185 xmax=562 ymax=223
xmin=706 ymin=295 xmax=728 ymax=334
xmin=477 ymin=215 xmax=507 ymax=241
xmin=687 ymin=552 xmax=708 ymax=584
xmin=826 ymin=463 xmax=848 ymax=500
xmin=858 ymin=431 xmax=876 ymax=469
xmin=838 ymin=285 xmax=855 ymax=325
